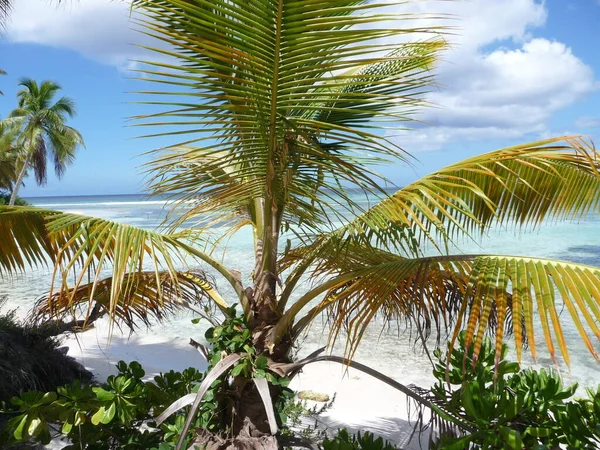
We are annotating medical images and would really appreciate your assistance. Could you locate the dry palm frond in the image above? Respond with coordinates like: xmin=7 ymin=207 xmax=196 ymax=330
xmin=0 ymin=207 xmax=241 ymax=330
xmin=31 ymin=270 xmax=221 ymax=330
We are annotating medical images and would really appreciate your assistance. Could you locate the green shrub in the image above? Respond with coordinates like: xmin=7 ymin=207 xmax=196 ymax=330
xmin=0 ymin=309 xmax=297 ymax=449
xmin=0 ymin=360 xmax=204 ymax=449
xmin=0 ymin=193 xmax=29 ymax=206
xmin=322 ymin=429 xmax=397 ymax=450
xmin=431 ymin=332 xmax=600 ymax=449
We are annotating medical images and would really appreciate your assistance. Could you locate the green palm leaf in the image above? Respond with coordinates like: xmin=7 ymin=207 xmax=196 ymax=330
xmin=133 ymin=0 xmax=445 ymax=235
xmin=0 ymin=207 xmax=244 ymax=327
xmin=363 ymin=137 xmax=599 ymax=250
xmin=284 ymin=137 xmax=600 ymax=269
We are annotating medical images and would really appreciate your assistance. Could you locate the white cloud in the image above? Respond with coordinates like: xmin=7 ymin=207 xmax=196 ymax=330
xmin=5 ymin=0 xmax=597 ymax=149
xmin=576 ymin=116 xmax=600 ymax=128
xmin=424 ymin=39 xmax=594 ymax=126
xmin=384 ymin=1 xmax=596 ymax=151
xmin=6 ymin=0 xmax=149 ymax=67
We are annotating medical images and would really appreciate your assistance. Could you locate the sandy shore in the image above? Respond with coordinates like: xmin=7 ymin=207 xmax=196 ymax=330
xmin=57 ymin=321 xmax=432 ymax=449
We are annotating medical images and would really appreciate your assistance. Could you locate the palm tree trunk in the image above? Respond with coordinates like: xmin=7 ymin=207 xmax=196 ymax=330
xmin=9 ymin=156 xmax=29 ymax=206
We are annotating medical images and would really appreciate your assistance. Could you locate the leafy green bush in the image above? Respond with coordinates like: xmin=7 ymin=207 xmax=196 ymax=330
xmin=0 ymin=360 xmax=206 ymax=449
xmin=431 ymin=332 xmax=600 ymax=449
xmin=321 ymin=429 xmax=397 ymax=450
xmin=196 ymin=306 xmax=293 ymax=430
xmin=0 ymin=193 xmax=29 ymax=206
xmin=1 ymin=308 xmax=299 ymax=448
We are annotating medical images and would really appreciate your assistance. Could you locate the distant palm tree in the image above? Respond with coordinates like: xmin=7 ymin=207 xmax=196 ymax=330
xmin=3 ymin=78 xmax=84 ymax=205
xmin=0 ymin=122 xmax=20 ymax=192
xmin=0 ymin=69 xmax=5 ymax=95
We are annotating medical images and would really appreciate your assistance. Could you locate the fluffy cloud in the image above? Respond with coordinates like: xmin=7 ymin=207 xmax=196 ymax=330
xmin=406 ymin=0 xmax=546 ymax=49
xmin=5 ymin=0 xmax=597 ymax=149
xmin=6 ymin=0 xmax=147 ymax=67
xmin=384 ymin=1 xmax=596 ymax=151
xmin=576 ymin=116 xmax=600 ymax=129
xmin=407 ymin=39 xmax=596 ymax=145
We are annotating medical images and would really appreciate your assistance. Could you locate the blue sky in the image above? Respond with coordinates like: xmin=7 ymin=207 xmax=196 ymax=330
xmin=1 ymin=0 xmax=599 ymax=197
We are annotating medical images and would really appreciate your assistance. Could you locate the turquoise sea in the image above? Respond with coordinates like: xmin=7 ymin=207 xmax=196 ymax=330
xmin=2 ymin=193 xmax=600 ymax=391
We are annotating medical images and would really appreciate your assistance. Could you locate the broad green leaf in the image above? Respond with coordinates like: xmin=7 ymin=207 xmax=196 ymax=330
xmin=499 ymin=426 xmax=524 ymax=449
xmin=92 ymin=387 xmax=115 ymax=402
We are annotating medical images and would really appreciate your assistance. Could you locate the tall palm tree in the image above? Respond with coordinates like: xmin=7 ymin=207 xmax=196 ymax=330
xmin=3 ymin=78 xmax=84 ymax=205
xmin=0 ymin=121 xmax=20 ymax=192
xmin=2 ymin=0 xmax=600 ymax=446
xmin=0 ymin=69 xmax=5 ymax=95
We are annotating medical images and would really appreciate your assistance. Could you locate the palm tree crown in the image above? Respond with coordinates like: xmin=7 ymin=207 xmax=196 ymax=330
xmin=0 ymin=121 xmax=20 ymax=192
xmin=2 ymin=0 xmax=600 ymax=445
xmin=3 ymin=78 xmax=84 ymax=204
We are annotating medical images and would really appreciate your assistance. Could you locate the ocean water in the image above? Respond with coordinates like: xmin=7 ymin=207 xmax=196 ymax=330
xmin=2 ymin=194 xmax=600 ymax=391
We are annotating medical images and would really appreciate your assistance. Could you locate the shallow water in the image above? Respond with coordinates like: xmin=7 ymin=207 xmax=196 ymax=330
xmin=2 ymin=194 xmax=600 ymax=391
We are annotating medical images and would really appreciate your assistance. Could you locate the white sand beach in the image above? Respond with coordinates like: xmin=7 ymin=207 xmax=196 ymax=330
xmin=55 ymin=319 xmax=432 ymax=449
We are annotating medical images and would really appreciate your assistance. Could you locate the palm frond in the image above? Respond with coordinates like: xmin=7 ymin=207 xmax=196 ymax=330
xmin=0 ymin=207 xmax=245 ymax=328
xmin=132 ymin=0 xmax=446 ymax=235
xmin=380 ymin=137 xmax=598 ymax=250
xmin=283 ymin=137 xmax=600 ymax=280
xmin=31 ymin=270 xmax=223 ymax=330
xmin=274 ymin=251 xmax=600 ymax=367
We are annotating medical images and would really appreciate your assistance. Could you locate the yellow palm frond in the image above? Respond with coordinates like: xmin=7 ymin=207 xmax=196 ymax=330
xmin=279 ymin=137 xmax=600 ymax=310
xmin=0 ymin=207 xmax=245 ymax=328
xmin=289 ymin=137 xmax=600 ymax=260
xmin=274 ymin=251 xmax=600 ymax=367
xmin=31 ymin=270 xmax=224 ymax=330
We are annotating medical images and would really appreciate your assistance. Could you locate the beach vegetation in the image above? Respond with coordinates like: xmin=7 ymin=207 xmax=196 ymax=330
xmin=2 ymin=0 xmax=600 ymax=448
xmin=430 ymin=332 xmax=600 ymax=449
xmin=1 ymin=360 xmax=168 ymax=448
xmin=322 ymin=429 xmax=398 ymax=450
xmin=0 ymin=193 xmax=28 ymax=205
xmin=0 ymin=121 xmax=20 ymax=193
xmin=0 ymin=122 xmax=29 ymax=204
xmin=0 ymin=78 xmax=84 ymax=205
xmin=1 ymin=357 xmax=305 ymax=449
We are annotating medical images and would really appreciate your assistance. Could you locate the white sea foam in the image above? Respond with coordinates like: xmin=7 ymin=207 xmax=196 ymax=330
xmin=37 ymin=200 xmax=190 ymax=208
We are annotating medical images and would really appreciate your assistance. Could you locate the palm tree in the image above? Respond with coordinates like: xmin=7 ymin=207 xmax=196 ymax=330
xmin=2 ymin=78 xmax=84 ymax=205
xmin=2 ymin=0 xmax=600 ymax=446
xmin=0 ymin=121 xmax=20 ymax=193
xmin=0 ymin=69 xmax=5 ymax=95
